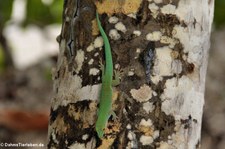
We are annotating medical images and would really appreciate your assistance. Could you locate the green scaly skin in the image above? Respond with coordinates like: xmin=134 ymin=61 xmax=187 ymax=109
xmin=95 ymin=12 xmax=114 ymax=139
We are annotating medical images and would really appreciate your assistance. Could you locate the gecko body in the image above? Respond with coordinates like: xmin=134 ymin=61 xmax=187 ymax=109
xmin=95 ymin=12 xmax=114 ymax=139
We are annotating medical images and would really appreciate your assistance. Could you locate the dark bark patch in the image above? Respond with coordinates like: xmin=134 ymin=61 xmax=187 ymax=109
xmin=156 ymin=13 xmax=180 ymax=36
xmin=195 ymin=139 xmax=201 ymax=149
xmin=173 ymin=42 xmax=195 ymax=76
xmin=181 ymin=115 xmax=198 ymax=130
xmin=181 ymin=115 xmax=192 ymax=129
xmin=48 ymin=102 xmax=96 ymax=148
xmin=183 ymin=62 xmax=195 ymax=74
xmin=155 ymin=0 xmax=179 ymax=8
xmin=61 ymin=0 xmax=97 ymax=76
xmin=139 ymin=41 xmax=156 ymax=84
xmin=153 ymin=111 xmax=175 ymax=141
xmin=136 ymin=0 xmax=152 ymax=26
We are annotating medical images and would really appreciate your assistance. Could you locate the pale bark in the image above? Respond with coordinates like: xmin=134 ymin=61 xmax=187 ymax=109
xmin=47 ymin=0 xmax=214 ymax=149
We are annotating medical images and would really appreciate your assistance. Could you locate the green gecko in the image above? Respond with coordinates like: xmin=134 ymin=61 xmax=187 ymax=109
xmin=95 ymin=12 xmax=120 ymax=139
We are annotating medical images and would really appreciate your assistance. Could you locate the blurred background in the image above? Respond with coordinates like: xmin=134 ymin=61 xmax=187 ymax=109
xmin=0 ymin=0 xmax=224 ymax=148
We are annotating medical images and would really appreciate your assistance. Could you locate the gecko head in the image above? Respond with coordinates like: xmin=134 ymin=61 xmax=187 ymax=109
xmin=96 ymin=126 xmax=104 ymax=138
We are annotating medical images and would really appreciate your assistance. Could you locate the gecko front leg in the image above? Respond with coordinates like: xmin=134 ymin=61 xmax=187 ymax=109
xmin=112 ymin=69 xmax=122 ymax=86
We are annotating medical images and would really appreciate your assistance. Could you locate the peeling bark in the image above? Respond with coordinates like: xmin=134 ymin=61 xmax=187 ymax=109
xmin=48 ymin=0 xmax=214 ymax=148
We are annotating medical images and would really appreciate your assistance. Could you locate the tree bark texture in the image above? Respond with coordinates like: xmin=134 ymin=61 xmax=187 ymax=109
xmin=48 ymin=0 xmax=214 ymax=148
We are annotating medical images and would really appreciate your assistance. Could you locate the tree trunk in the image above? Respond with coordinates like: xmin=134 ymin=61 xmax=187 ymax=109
xmin=47 ymin=0 xmax=214 ymax=148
